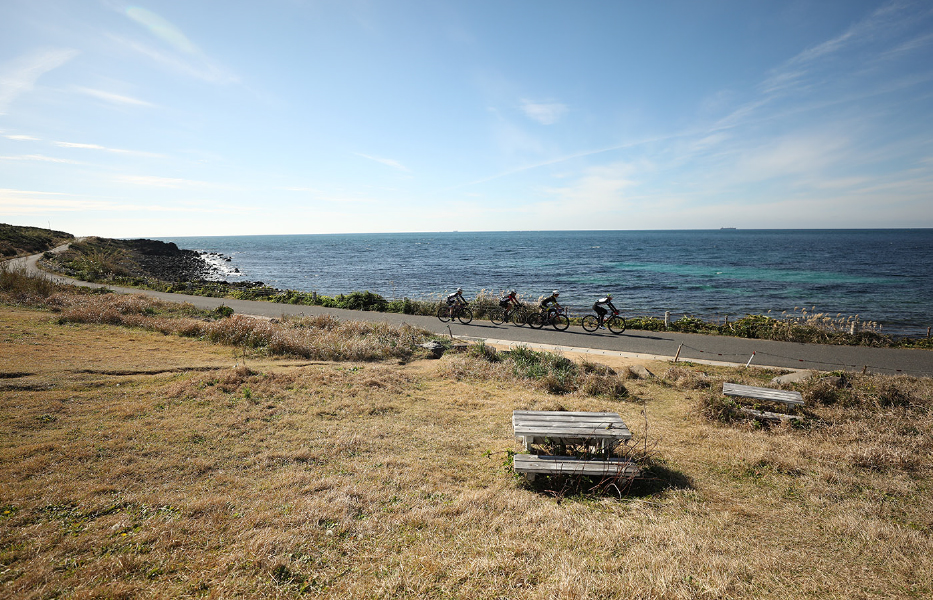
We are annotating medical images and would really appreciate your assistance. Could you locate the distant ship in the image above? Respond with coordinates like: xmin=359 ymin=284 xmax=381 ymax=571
xmin=720 ymin=227 xmax=737 ymax=230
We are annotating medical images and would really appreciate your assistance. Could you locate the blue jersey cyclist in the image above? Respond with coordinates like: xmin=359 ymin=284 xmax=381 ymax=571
xmin=593 ymin=293 xmax=618 ymax=325
xmin=540 ymin=290 xmax=561 ymax=318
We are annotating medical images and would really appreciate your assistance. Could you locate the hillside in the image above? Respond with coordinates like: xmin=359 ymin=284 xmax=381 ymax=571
xmin=0 ymin=223 xmax=74 ymax=258
xmin=40 ymin=235 xmax=215 ymax=283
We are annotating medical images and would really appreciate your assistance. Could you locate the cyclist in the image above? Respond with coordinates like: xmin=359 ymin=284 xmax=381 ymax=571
xmin=446 ymin=287 xmax=467 ymax=318
xmin=593 ymin=293 xmax=618 ymax=326
xmin=540 ymin=290 xmax=561 ymax=320
xmin=499 ymin=290 xmax=521 ymax=309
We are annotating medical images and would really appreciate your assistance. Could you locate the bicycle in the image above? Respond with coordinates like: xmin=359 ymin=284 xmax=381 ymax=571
xmin=581 ymin=309 xmax=626 ymax=334
xmin=527 ymin=306 xmax=570 ymax=331
xmin=489 ymin=302 xmax=529 ymax=326
xmin=437 ymin=302 xmax=473 ymax=324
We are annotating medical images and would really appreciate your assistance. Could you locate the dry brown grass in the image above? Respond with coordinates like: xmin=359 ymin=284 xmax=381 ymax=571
xmin=2 ymin=306 xmax=932 ymax=599
xmin=48 ymin=293 xmax=433 ymax=362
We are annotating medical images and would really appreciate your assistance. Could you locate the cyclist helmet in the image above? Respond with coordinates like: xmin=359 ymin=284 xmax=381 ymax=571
xmin=606 ymin=293 xmax=613 ymax=299
xmin=552 ymin=290 xmax=559 ymax=296
xmin=457 ymin=287 xmax=463 ymax=293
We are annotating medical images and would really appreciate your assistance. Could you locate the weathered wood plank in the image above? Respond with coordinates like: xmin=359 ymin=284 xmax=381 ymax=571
xmin=512 ymin=410 xmax=633 ymax=448
xmin=513 ymin=416 xmax=626 ymax=426
xmin=513 ymin=426 xmax=631 ymax=439
xmin=513 ymin=454 xmax=640 ymax=478
xmin=512 ymin=410 xmax=619 ymax=418
xmin=738 ymin=407 xmax=804 ymax=422
xmin=723 ymin=382 xmax=804 ymax=406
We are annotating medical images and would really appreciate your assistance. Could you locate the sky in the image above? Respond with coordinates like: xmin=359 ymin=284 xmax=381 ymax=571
xmin=1 ymin=0 xmax=932 ymax=237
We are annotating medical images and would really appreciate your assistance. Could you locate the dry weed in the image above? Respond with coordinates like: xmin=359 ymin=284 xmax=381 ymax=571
xmin=51 ymin=294 xmax=433 ymax=362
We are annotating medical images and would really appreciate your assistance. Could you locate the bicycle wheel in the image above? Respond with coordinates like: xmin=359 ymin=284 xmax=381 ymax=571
xmin=489 ymin=308 xmax=505 ymax=325
xmin=457 ymin=306 xmax=473 ymax=325
xmin=552 ymin=314 xmax=570 ymax=331
xmin=526 ymin=312 xmax=544 ymax=329
xmin=511 ymin=308 xmax=528 ymax=326
xmin=581 ymin=315 xmax=599 ymax=332
xmin=436 ymin=304 xmax=450 ymax=323
xmin=607 ymin=316 xmax=626 ymax=334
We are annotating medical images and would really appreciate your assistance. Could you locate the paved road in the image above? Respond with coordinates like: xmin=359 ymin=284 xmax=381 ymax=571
xmin=11 ymin=249 xmax=933 ymax=377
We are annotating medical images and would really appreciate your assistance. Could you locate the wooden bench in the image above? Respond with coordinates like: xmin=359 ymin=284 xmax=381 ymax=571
xmin=513 ymin=454 xmax=640 ymax=482
xmin=512 ymin=410 xmax=639 ymax=481
xmin=512 ymin=410 xmax=632 ymax=452
xmin=722 ymin=382 xmax=803 ymax=407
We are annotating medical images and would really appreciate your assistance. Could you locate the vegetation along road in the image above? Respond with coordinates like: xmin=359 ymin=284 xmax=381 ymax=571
xmin=15 ymin=250 xmax=933 ymax=378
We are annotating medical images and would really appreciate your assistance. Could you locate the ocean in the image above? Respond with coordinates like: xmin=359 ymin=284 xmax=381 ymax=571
xmin=157 ymin=230 xmax=933 ymax=336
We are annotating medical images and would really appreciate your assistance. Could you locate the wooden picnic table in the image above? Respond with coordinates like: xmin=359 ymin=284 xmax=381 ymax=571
xmin=512 ymin=410 xmax=632 ymax=451
xmin=512 ymin=410 xmax=639 ymax=481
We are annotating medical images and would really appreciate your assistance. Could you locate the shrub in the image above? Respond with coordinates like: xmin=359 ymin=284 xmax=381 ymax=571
xmin=212 ymin=304 xmax=234 ymax=318
xmin=445 ymin=345 xmax=629 ymax=399
xmin=664 ymin=366 xmax=715 ymax=389
xmin=0 ymin=263 xmax=59 ymax=303
xmin=697 ymin=392 xmax=741 ymax=423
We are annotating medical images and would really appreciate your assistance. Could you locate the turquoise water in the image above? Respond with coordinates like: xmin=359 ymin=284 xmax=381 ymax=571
xmin=159 ymin=229 xmax=933 ymax=336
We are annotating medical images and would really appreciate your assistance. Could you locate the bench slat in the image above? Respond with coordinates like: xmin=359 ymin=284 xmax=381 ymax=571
xmin=513 ymin=426 xmax=631 ymax=439
xmin=512 ymin=417 xmax=624 ymax=427
xmin=513 ymin=454 xmax=640 ymax=477
xmin=723 ymin=382 xmax=804 ymax=406
xmin=513 ymin=410 xmax=619 ymax=418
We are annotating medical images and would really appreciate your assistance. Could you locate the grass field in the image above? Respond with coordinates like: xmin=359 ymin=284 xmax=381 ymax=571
xmin=2 ymin=301 xmax=932 ymax=599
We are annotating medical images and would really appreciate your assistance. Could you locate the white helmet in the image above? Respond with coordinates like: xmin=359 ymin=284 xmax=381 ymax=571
xmin=457 ymin=287 xmax=463 ymax=293
xmin=552 ymin=290 xmax=559 ymax=295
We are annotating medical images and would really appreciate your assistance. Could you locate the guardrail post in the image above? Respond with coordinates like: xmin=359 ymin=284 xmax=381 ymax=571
xmin=664 ymin=311 xmax=670 ymax=327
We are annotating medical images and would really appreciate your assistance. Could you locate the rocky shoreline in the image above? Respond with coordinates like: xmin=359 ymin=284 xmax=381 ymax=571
xmin=124 ymin=239 xmax=219 ymax=282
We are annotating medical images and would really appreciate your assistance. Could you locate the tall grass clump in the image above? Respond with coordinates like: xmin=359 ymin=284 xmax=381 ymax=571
xmin=54 ymin=295 xmax=433 ymax=362
xmin=0 ymin=263 xmax=59 ymax=304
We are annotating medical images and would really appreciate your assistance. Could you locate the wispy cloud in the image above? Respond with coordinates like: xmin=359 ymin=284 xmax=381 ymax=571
xmin=74 ymin=86 xmax=155 ymax=107
xmin=355 ymin=153 xmax=411 ymax=172
xmin=53 ymin=141 xmax=163 ymax=158
xmin=280 ymin=186 xmax=326 ymax=193
xmin=458 ymin=130 xmax=688 ymax=189
xmin=0 ymin=154 xmax=84 ymax=164
xmin=4 ymin=134 xmax=40 ymax=141
xmin=0 ymin=187 xmax=231 ymax=214
xmin=116 ymin=175 xmax=234 ymax=189
xmin=0 ymin=48 xmax=80 ymax=114
xmin=125 ymin=6 xmax=200 ymax=55
xmin=543 ymin=161 xmax=638 ymax=211
xmin=0 ymin=188 xmax=117 ymax=213
xmin=114 ymin=6 xmax=237 ymax=84
xmin=520 ymin=100 xmax=567 ymax=125
xmin=761 ymin=1 xmax=911 ymax=96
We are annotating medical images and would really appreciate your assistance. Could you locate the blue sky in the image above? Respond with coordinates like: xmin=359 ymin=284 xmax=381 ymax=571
xmin=2 ymin=0 xmax=932 ymax=237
